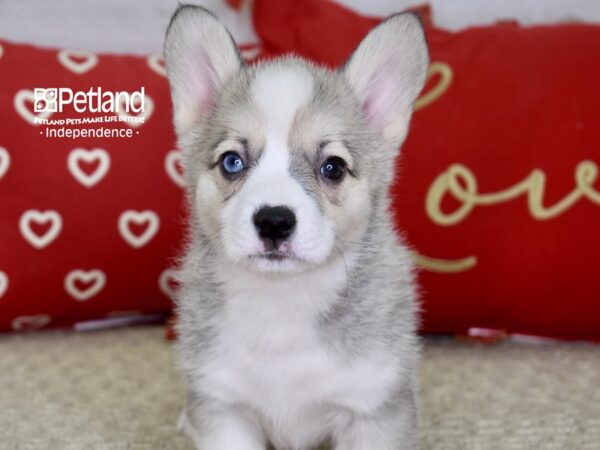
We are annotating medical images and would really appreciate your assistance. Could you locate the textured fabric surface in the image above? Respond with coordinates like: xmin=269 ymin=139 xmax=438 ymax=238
xmin=0 ymin=326 xmax=598 ymax=450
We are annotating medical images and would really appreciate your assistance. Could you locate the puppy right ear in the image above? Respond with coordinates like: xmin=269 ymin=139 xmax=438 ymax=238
xmin=164 ymin=5 xmax=242 ymax=137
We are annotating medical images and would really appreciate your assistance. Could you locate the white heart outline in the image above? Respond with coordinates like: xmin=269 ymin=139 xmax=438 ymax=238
xmin=147 ymin=53 xmax=167 ymax=77
xmin=0 ymin=271 xmax=8 ymax=298
xmin=14 ymin=89 xmax=53 ymax=126
xmin=0 ymin=147 xmax=10 ymax=180
xmin=67 ymin=148 xmax=110 ymax=188
xmin=64 ymin=269 xmax=106 ymax=302
xmin=57 ymin=49 xmax=98 ymax=75
xmin=118 ymin=210 xmax=160 ymax=249
xmin=19 ymin=210 xmax=63 ymax=249
xmin=12 ymin=314 xmax=51 ymax=332
xmin=165 ymin=150 xmax=185 ymax=187
xmin=158 ymin=268 xmax=180 ymax=300
xmin=115 ymin=93 xmax=154 ymax=128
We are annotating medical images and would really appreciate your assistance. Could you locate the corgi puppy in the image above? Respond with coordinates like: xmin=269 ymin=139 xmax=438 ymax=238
xmin=164 ymin=5 xmax=428 ymax=449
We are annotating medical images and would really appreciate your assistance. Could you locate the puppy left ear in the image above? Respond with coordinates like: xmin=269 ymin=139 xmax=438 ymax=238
xmin=164 ymin=5 xmax=242 ymax=138
xmin=343 ymin=13 xmax=429 ymax=147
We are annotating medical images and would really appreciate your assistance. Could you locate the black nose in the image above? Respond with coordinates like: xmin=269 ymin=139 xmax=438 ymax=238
xmin=253 ymin=206 xmax=296 ymax=242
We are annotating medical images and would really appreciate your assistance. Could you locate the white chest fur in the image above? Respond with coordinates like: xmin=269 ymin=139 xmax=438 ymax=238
xmin=197 ymin=257 xmax=400 ymax=448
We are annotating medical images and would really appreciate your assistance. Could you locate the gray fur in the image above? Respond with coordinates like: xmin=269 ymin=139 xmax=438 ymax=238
xmin=165 ymin=5 xmax=428 ymax=450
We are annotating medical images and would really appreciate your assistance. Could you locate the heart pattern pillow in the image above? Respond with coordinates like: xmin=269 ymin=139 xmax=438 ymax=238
xmin=0 ymin=39 xmax=185 ymax=331
xmin=0 ymin=37 xmax=263 ymax=333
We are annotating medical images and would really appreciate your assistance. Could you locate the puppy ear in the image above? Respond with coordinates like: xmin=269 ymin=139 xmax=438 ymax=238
xmin=343 ymin=13 xmax=429 ymax=146
xmin=164 ymin=5 xmax=242 ymax=137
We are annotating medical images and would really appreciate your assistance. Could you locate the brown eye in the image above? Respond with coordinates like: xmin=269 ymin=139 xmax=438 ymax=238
xmin=320 ymin=157 xmax=346 ymax=181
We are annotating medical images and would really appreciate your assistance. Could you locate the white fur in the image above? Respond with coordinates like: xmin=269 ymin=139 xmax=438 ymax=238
xmin=192 ymin=253 xmax=404 ymax=450
xmin=252 ymin=65 xmax=313 ymax=139
xmin=344 ymin=14 xmax=428 ymax=146
xmin=220 ymin=66 xmax=335 ymax=271
xmin=165 ymin=7 xmax=241 ymax=136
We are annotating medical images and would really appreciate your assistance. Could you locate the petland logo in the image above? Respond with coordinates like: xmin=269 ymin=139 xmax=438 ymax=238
xmin=33 ymin=87 xmax=149 ymax=138
xmin=34 ymin=87 xmax=145 ymax=114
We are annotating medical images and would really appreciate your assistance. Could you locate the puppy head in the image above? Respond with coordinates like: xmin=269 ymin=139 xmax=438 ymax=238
xmin=165 ymin=6 xmax=428 ymax=274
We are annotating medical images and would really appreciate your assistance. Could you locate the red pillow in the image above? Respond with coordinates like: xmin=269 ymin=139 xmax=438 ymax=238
xmin=0 ymin=38 xmax=263 ymax=333
xmin=3 ymin=3 xmax=600 ymax=341
xmin=0 ymin=40 xmax=185 ymax=331
xmin=252 ymin=0 xmax=600 ymax=341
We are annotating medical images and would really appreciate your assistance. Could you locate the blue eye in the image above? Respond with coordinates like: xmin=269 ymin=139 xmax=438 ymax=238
xmin=221 ymin=152 xmax=245 ymax=176
xmin=320 ymin=157 xmax=346 ymax=181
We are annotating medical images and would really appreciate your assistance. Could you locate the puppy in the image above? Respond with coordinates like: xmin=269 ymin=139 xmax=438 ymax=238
xmin=164 ymin=5 xmax=428 ymax=450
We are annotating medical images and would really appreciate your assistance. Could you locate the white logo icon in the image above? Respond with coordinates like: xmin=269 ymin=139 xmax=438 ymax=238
xmin=34 ymin=88 xmax=58 ymax=112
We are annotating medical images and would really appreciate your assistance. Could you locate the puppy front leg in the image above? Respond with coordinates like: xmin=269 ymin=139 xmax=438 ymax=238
xmin=179 ymin=400 xmax=267 ymax=450
xmin=333 ymin=403 xmax=418 ymax=450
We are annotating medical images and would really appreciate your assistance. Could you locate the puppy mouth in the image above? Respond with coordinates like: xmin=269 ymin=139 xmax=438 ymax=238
xmin=250 ymin=250 xmax=296 ymax=262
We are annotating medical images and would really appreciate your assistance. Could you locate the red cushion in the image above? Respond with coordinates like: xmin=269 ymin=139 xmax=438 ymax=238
xmin=0 ymin=40 xmax=184 ymax=331
xmin=0 ymin=39 xmax=263 ymax=333
xmin=2 ymin=2 xmax=600 ymax=341
xmin=252 ymin=0 xmax=600 ymax=341
xmin=401 ymin=23 xmax=600 ymax=341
